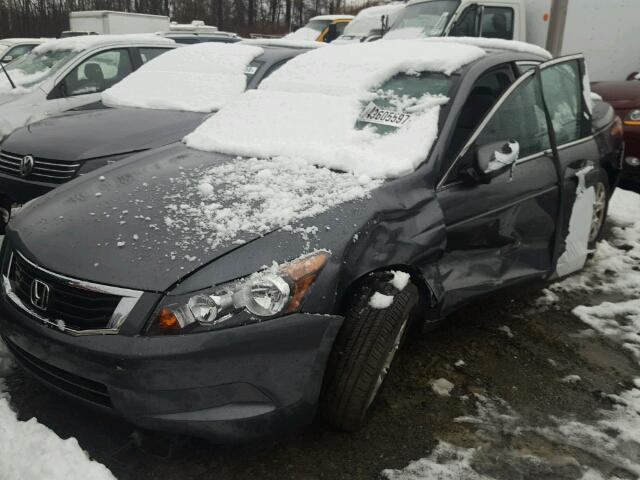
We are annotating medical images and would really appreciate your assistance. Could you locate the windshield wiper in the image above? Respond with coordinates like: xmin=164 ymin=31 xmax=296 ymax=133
xmin=0 ymin=62 xmax=16 ymax=89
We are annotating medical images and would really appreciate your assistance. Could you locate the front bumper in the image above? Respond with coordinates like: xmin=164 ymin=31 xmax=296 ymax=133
xmin=0 ymin=172 xmax=58 ymax=204
xmin=0 ymin=294 xmax=343 ymax=443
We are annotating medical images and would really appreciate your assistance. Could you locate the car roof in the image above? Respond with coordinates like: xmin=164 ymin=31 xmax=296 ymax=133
xmin=310 ymin=14 xmax=354 ymax=21
xmin=33 ymin=34 xmax=175 ymax=54
xmin=0 ymin=38 xmax=49 ymax=45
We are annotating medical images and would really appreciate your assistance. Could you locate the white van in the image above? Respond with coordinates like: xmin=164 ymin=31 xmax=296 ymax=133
xmin=384 ymin=0 xmax=640 ymax=81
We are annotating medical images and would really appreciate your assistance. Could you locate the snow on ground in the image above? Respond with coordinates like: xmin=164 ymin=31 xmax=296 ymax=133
xmin=102 ymin=43 xmax=263 ymax=113
xmin=382 ymin=189 xmax=640 ymax=479
xmin=0 ymin=340 xmax=114 ymax=480
xmin=185 ymin=40 xmax=485 ymax=179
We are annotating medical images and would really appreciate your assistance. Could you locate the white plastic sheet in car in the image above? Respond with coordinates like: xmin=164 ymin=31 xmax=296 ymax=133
xmin=555 ymin=166 xmax=595 ymax=277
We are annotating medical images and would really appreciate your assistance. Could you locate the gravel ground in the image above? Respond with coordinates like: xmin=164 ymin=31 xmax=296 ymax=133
xmin=3 ymin=191 xmax=640 ymax=480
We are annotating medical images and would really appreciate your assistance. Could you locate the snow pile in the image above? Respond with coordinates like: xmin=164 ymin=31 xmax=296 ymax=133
xmin=390 ymin=271 xmax=411 ymax=291
xmin=370 ymin=292 xmax=395 ymax=309
xmin=382 ymin=442 xmax=490 ymax=480
xmin=430 ymin=378 xmax=454 ymax=397
xmin=32 ymin=34 xmax=172 ymax=54
xmin=102 ymin=43 xmax=263 ymax=112
xmin=162 ymin=156 xmax=381 ymax=251
xmin=336 ymin=3 xmax=404 ymax=39
xmin=186 ymin=40 xmax=485 ymax=179
xmin=0 ymin=339 xmax=114 ymax=479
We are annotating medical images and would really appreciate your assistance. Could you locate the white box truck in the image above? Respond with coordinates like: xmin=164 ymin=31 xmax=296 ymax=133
xmin=67 ymin=11 xmax=171 ymax=35
xmin=385 ymin=0 xmax=640 ymax=81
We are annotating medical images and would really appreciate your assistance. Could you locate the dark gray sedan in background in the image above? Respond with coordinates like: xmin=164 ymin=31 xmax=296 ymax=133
xmin=0 ymin=41 xmax=314 ymax=230
xmin=0 ymin=41 xmax=624 ymax=443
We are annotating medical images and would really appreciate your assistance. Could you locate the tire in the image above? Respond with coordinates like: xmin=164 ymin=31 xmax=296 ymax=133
xmin=588 ymin=169 xmax=610 ymax=249
xmin=320 ymin=273 xmax=419 ymax=432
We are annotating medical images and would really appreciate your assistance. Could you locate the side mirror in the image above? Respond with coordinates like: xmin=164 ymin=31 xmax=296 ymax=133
xmin=464 ymin=140 xmax=520 ymax=184
xmin=627 ymin=71 xmax=639 ymax=81
xmin=1 ymin=55 xmax=13 ymax=63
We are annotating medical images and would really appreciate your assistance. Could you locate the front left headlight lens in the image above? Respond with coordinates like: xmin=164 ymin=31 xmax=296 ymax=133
xmin=145 ymin=251 xmax=329 ymax=336
xmin=625 ymin=109 xmax=640 ymax=125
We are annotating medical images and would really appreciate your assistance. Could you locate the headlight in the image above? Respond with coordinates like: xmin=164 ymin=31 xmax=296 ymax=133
xmin=625 ymin=109 xmax=640 ymax=125
xmin=145 ymin=251 xmax=329 ymax=335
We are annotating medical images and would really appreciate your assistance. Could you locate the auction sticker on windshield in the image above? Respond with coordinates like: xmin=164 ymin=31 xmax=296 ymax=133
xmin=358 ymin=102 xmax=412 ymax=128
xmin=245 ymin=65 xmax=258 ymax=75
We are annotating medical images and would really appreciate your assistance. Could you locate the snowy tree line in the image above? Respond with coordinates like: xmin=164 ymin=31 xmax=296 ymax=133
xmin=0 ymin=0 xmax=367 ymax=38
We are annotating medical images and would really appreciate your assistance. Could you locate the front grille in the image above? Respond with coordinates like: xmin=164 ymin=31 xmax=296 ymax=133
xmin=9 ymin=252 xmax=122 ymax=332
xmin=2 ymin=336 xmax=112 ymax=408
xmin=0 ymin=150 xmax=80 ymax=184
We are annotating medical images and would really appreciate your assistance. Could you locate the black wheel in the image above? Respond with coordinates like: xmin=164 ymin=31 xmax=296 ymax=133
xmin=588 ymin=169 xmax=610 ymax=249
xmin=320 ymin=273 xmax=419 ymax=431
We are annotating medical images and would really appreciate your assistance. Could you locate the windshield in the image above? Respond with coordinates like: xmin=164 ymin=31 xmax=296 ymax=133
xmin=385 ymin=0 xmax=460 ymax=39
xmin=285 ymin=19 xmax=331 ymax=40
xmin=356 ymin=72 xmax=452 ymax=135
xmin=342 ymin=8 xmax=399 ymax=37
xmin=3 ymin=48 xmax=75 ymax=89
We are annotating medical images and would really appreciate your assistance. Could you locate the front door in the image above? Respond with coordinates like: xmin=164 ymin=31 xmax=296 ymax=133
xmin=436 ymin=67 xmax=559 ymax=312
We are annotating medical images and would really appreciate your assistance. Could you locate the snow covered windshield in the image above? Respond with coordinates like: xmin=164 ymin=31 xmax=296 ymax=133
xmin=285 ymin=19 xmax=331 ymax=41
xmin=185 ymin=40 xmax=485 ymax=179
xmin=385 ymin=0 xmax=460 ymax=40
xmin=0 ymin=48 xmax=75 ymax=91
xmin=102 ymin=43 xmax=263 ymax=113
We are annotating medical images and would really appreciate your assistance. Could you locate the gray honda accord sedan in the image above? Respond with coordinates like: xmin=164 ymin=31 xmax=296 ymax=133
xmin=0 ymin=39 xmax=624 ymax=442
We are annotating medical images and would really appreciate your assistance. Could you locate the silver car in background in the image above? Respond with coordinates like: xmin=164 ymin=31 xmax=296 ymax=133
xmin=0 ymin=34 xmax=175 ymax=142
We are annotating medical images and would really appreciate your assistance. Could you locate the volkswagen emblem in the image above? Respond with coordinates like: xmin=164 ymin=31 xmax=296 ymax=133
xmin=30 ymin=279 xmax=50 ymax=311
xmin=20 ymin=155 xmax=34 ymax=177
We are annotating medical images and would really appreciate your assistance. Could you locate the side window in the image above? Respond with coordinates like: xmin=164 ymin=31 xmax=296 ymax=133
xmin=480 ymin=7 xmax=514 ymax=40
xmin=139 ymin=47 xmax=171 ymax=63
xmin=335 ymin=21 xmax=348 ymax=37
xmin=476 ymin=75 xmax=550 ymax=159
xmin=61 ymin=49 xmax=133 ymax=97
xmin=447 ymin=66 xmax=514 ymax=160
xmin=449 ymin=5 xmax=480 ymax=37
xmin=5 ymin=44 xmax=35 ymax=61
xmin=540 ymin=60 xmax=583 ymax=145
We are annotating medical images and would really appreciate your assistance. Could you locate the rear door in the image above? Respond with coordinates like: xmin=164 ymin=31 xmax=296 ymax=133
xmin=538 ymin=55 xmax=602 ymax=277
xmin=436 ymin=66 xmax=559 ymax=312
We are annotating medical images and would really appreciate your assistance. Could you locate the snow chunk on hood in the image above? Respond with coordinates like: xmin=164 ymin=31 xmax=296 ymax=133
xmin=185 ymin=40 xmax=485 ymax=179
xmin=163 ymin=156 xmax=381 ymax=251
xmin=102 ymin=43 xmax=263 ymax=113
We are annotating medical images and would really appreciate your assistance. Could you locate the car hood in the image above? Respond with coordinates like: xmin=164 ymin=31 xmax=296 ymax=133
xmin=1 ymin=106 xmax=208 ymax=161
xmin=592 ymin=81 xmax=640 ymax=108
xmin=8 ymin=143 xmax=380 ymax=292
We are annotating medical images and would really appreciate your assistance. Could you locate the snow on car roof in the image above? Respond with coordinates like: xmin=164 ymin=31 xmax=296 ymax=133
xmin=310 ymin=14 xmax=354 ymax=20
xmin=33 ymin=34 xmax=173 ymax=54
xmin=185 ymin=40 xmax=486 ymax=179
xmin=241 ymin=38 xmax=327 ymax=49
xmin=102 ymin=43 xmax=263 ymax=113
xmin=418 ymin=37 xmax=552 ymax=60
xmin=0 ymin=38 xmax=49 ymax=45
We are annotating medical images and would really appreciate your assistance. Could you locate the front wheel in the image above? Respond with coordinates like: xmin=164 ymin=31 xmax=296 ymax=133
xmin=320 ymin=273 xmax=419 ymax=432
xmin=588 ymin=171 xmax=610 ymax=248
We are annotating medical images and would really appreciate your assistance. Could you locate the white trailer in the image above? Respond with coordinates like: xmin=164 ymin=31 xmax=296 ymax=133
xmin=385 ymin=0 xmax=640 ymax=81
xmin=69 ymin=11 xmax=171 ymax=35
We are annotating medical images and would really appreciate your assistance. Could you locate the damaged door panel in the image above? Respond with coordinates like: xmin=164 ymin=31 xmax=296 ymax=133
xmin=436 ymin=68 xmax=559 ymax=313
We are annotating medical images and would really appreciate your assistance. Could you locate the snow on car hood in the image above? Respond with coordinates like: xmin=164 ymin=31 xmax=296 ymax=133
xmin=102 ymin=43 xmax=263 ymax=113
xmin=185 ymin=40 xmax=485 ymax=179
